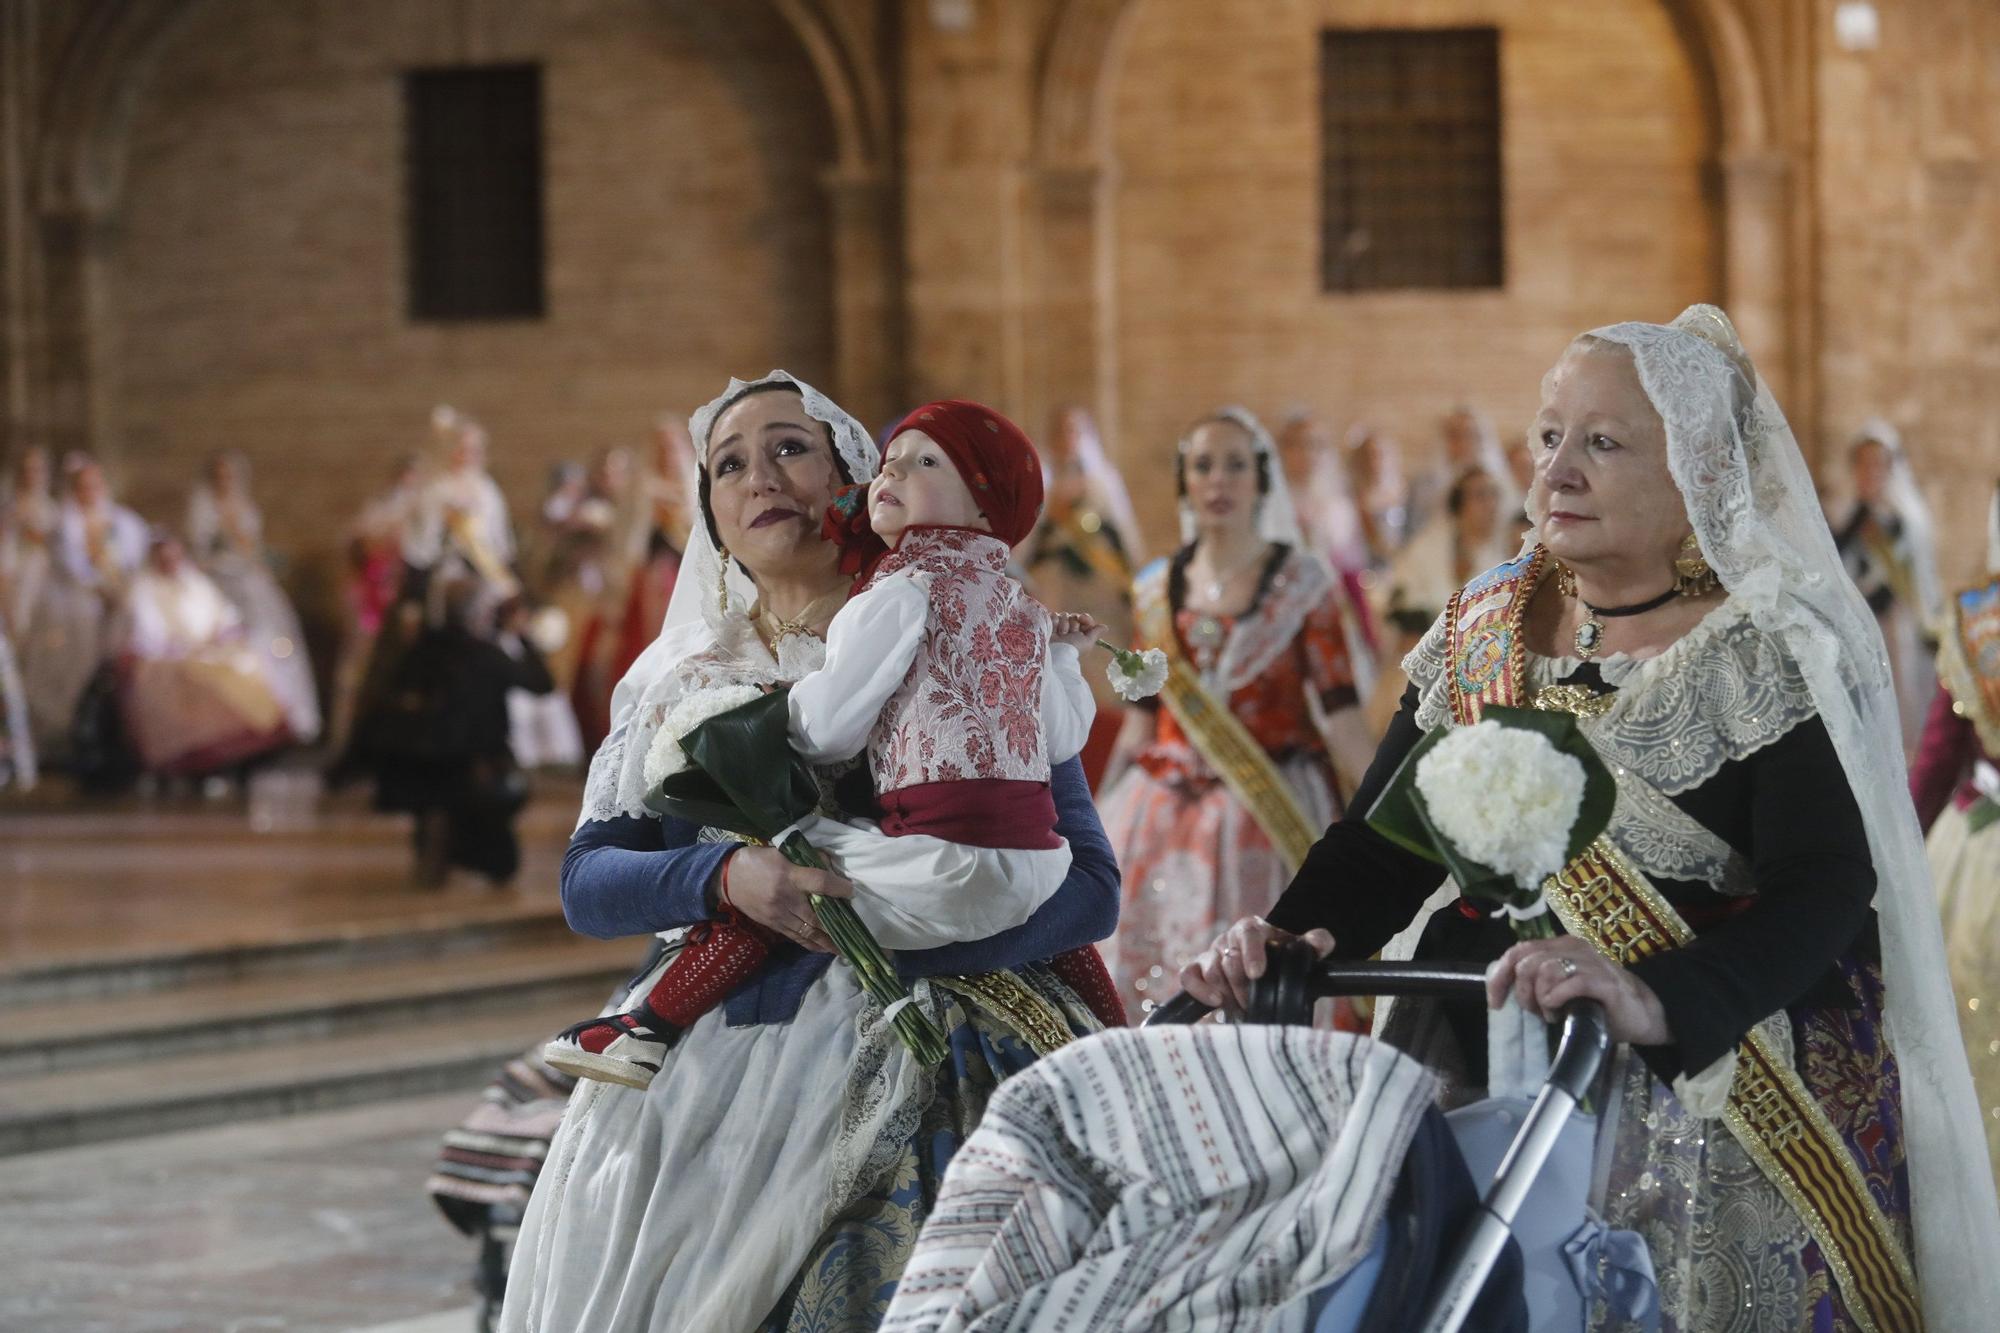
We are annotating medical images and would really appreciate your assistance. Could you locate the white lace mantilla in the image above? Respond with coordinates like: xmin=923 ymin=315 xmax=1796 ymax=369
xmin=1408 ymin=596 xmax=1814 ymax=798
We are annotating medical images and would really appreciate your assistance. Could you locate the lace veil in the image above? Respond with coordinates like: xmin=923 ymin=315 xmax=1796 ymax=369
xmin=1586 ymin=305 xmax=2000 ymax=1320
xmin=1176 ymin=406 xmax=1306 ymax=550
xmin=578 ymin=371 xmax=879 ymax=826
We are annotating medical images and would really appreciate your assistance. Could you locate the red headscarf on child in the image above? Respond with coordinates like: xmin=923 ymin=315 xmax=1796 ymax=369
xmin=886 ymin=399 xmax=1045 ymax=547
xmin=822 ymin=399 xmax=1046 ymax=581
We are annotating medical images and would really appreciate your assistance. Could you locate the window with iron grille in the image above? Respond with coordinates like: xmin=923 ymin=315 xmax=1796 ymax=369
xmin=1320 ymin=28 xmax=1503 ymax=293
xmin=405 ymin=64 xmax=545 ymax=321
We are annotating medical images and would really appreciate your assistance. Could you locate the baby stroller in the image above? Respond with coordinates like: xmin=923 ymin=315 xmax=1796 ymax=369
xmin=1147 ymin=950 xmax=1637 ymax=1332
xmin=884 ymin=946 xmax=1650 ymax=1332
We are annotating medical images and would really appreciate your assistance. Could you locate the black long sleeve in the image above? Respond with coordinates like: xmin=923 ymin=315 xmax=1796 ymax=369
xmin=1624 ymin=714 xmax=1875 ymax=1075
xmin=1266 ymin=683 xmax=1447 ymax=951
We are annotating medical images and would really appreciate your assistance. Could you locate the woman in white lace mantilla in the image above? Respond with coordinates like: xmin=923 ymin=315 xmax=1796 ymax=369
xmin=500 ymin=373 xmax=1120 ymax=1333
xmin=1183 ymin=306 xmax=2000 ymax=1331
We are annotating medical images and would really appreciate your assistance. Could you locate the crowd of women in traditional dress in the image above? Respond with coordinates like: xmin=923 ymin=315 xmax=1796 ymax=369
xmin=0 ymin=404 xmax=699 ymax=802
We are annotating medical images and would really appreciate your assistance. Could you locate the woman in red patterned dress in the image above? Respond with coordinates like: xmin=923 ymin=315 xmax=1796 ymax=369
xmin=1097 ymin=407 xmax=1373 ymax=1014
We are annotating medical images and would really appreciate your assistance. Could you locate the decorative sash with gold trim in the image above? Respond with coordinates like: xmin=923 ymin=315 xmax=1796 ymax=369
xmin=1446 ymin=546 xmax=1923 ymax=1333
xmin=1137 ymin=584 xmax=1318 ymax=871
xmin=1937 ymin=575 xmax=2000 ymax=755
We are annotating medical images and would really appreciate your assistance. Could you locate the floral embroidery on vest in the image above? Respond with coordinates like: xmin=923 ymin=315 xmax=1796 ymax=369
xmin=862 ymin=527 xmax=1051 ymax=792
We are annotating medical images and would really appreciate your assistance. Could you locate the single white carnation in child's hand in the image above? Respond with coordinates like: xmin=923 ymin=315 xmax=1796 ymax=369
xmin=1413 ymin=721 xmax=1586 ymax=891
xmin=1106 ymin=646 xmax=1169 ymax=703
xmin=642 ymin=683 xmax=765 ymax=790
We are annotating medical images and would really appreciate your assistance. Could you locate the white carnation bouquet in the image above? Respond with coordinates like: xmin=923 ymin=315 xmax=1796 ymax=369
xmin=1365 ymin=704 xmax=1614 ymax=939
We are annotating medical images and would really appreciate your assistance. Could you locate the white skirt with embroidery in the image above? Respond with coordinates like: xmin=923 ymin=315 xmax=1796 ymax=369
xmin=500 ymin=963 xmax=930 ymax=1333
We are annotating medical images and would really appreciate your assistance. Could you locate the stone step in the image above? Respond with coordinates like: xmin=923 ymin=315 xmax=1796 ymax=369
xmin=0 ymin=989 xmax=609 ymax=1158
xmin=0 ymin=936 xmax=642 ymax=1076
xmin=0 ymin=906 xmax=588 ymax=1009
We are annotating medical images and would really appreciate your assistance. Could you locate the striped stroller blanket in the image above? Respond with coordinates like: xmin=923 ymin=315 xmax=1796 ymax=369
xmin=882 ymin=1024 xmax=1438 ymax=1332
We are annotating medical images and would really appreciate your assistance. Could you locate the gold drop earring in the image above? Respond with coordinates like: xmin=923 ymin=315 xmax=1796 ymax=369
xmin=715 ymin=548 xmax=731 ymax=615
xmin=1674 ymin=533 xmax=1719 ymax=596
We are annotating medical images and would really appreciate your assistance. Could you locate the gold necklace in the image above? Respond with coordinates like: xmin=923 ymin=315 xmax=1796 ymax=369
xmin=753 ymin=588 xmax=847 ymax=645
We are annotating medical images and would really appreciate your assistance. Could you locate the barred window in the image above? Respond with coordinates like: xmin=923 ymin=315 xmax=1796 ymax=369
xmin=1320 ymin=28 xmax=1503 ymax=293
xmin=405 ymin=64 xmax=545 ymax=321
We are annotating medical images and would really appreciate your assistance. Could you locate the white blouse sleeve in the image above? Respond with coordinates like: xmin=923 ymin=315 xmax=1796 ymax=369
xmin=1040 ymin=641 xmax=1096 ymax=766
xmin=787 ymin=575 xmax=929 ymax=764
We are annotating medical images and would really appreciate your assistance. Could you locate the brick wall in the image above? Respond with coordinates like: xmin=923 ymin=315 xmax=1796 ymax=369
xmin=1814 ymin=0 xmax=2000 ymax=589
xmin=105 ymin=0 xmax=835 ymax=600
xmin=1103 ymin=0 xmax=1721 ymax=555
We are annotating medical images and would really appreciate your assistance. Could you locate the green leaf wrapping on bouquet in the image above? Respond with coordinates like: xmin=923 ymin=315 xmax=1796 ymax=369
xmin=1364 ymin=703 xmax=1617 ymax=910
xmin=643 ymin=689 xmax=820 ymax=839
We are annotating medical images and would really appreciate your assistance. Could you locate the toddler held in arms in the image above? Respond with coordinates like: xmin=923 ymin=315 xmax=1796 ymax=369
xmin=548 ymin=400 xmax=1099 ymax=1086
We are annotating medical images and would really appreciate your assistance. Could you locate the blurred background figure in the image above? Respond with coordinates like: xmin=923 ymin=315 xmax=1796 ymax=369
xmin=186 ymin=451 xmax=321 ymax=746
xmin=1408 ymin=404 xmax=1522 ymax=537
xmin=608 ymin=414 xmax=695 ymax=687
xmin=1833 ymin=418 xmax=1942 ymax=754
xmin=1909 ymin=478 xmax=2000 ymax=1192
xmin=1382 ymin=465 xmax=1515 ymax=631
xmin=1022 ymin=404 xmax=1142 ymax=787
xmin=20 ymin=454 xmax=146 ymax=766
xmin=360 ymin=576 xmax=553 ymax=888
xmin=118 ymin=532 xmax=292 ymax=779
xmin=1 ymin=446 xmax=56 ymax=646
xmin=0 ymin=447 xmax=52 ymax=789
xmin=327 ymin=452 xmax=423 ymax=758
xmin=418 ymin=417 xmax=516 ymax=597
xmin=1275 ymin=410 xmax=1382 ymax=689
xmin=1098 ymin=409 xmax=1372 ymax=1014
xmin=1343 ymin=422 xmax=1411 ymax=569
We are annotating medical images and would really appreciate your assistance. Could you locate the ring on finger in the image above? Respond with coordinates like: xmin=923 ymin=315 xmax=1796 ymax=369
xmin=1221 ymin=947 xmax=1239 ymax=958
xmin=1556 ymin=957 xmax=1579 ymax=978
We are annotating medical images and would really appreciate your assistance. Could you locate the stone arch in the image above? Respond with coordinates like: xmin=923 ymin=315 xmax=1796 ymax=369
xmin=1028 ymin=0 xmax=1803 ymax=442
xmin=1036 ymin=0 xmax=1777 ymax=172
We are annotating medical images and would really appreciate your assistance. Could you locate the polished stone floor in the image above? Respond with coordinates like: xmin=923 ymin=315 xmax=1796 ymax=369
xmin=0 ymin=780 xmax=589 ymax=1331
xmin=0 ymin=779 xmax=576 ymax=973
xmin=0 ymin=1091 xmax=489 ymax=1332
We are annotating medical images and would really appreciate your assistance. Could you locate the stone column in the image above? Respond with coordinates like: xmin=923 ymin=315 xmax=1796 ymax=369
xmin=822 ymin=165 xmax=904 ymax=429
xmin=1026 ymin=159 xmax=1117 ymax=454
xmin=36 ymin=205 xmax=118 ymax=460
xmin=1719 ymin=149 xmax=1795 ymax=407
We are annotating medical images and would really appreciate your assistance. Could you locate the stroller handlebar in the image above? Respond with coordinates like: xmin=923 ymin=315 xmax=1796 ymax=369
xmin=1140 ymin=952 xmax=1611 ymax=1103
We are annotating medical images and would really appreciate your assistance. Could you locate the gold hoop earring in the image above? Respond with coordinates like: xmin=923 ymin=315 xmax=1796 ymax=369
xmin=715 ymin=548 xmax=731 ymax=615
xmin=1674 ymin=533 xmax=1718 ymax=596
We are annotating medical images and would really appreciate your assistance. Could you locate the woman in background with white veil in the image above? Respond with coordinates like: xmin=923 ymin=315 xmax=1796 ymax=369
xmin=1098 ymin=408 xmax=1374 ymax=1015
xmin=1184 ymin=306 xmax=2000 ymax=1330
xmin=1833 ymin=418 xmax=1943 ymax=755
